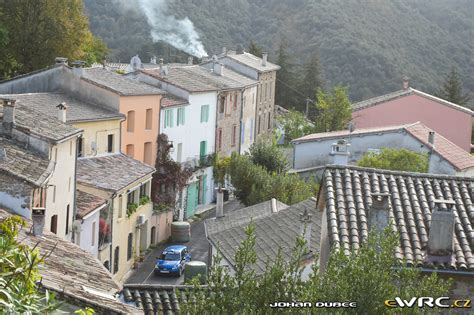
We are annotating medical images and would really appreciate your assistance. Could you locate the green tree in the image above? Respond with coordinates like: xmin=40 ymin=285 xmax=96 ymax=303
xmin=436 ymin=67 xmax=471 ymax=107
xmin=248 ymin=40 xmax=263 ymax=57
xmin=275 ymin=38 xmax=298 ymax=108
xmin=228 ymin=153 xmax=314 ymax=206
xmin=277 ymin=109 xmax=313 ymax=143
xmin=184 ymin=225 xmax=451 ymax=314
xmin=302 ymin=53 xmax=324 ymax=101
xmin=248 ymin=140 xmax=288 ymax=173
xmin=1 ymin=0 xmax=108 ymax=78
xmin=313 ymin=86 xmax=352 ymax=132
xmin=357 ymin=148 xmax=429 ymax=173
xmin=0 ymin=216 xmax=58 ymax=312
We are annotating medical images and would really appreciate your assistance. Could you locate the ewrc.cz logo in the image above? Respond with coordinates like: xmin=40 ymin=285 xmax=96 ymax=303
xmin=385 ymin=297 xmax=471 ymax=309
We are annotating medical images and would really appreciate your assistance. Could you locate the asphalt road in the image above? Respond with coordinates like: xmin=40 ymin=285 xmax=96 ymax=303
xmin=125 ymin=200 xmax=241 ymax=285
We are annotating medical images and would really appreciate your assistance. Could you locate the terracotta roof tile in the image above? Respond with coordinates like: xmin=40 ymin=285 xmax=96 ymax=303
xmin=0 ymin=209 xmax=140 ymax=314
xmin=320 ymin=165 xmax=474 ymax=272
xmin=161 ymin=95 xmax=188 ymax=108
xmin=76 ymin=190 xmax=107 ymax=219
xmin=405 ymin=123 xmax=474 ymax=171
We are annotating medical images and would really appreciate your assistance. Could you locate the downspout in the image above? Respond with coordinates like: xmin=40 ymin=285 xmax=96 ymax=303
xmin=109 ymin=192 xmax=116 ymax=273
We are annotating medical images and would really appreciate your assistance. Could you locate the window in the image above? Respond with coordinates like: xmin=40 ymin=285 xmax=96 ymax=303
xmin=200 ymin=105 xmax=209 ymax=123
xmin=145 ymin=108 xmax=153 ymax=129
xmin=258 ymin=115 xmax=261 ymax=134
xmin=127 ymin=110 xmax=135 ymax=132
xmin=126 ymin=144 xmax=134 ymax=158
xmin=65 ymin=205 xmax=70 ymax=235
xmin=107 ymin=134 xmax=114 ymax=153
xmin=241 ymin=122 xmax=245 ymax=144
xmin=113 ymin=246 xmax=119 ymax=274
xmin=217 ymin=129 xmax=222 ymax=151
xmin=267 ymin=112 xmax=271 ymax=130
xmin=50 ymin=215 xmax=58 ymax=234
xmin=269 ymin=84 xmax=272 ymax=99
xmin=233 ymin=93 xmax=237 ymax=110
xmin=219 ymin=96 xmax=225 ymax=113
xmin=70 ymin=141 xmax=73 ymax=156
xmin=177 ymin=107 xmax=185 ymax=126
xmin=164 ymin=109 xmax=174 ymax=128
xmin=231 ymin=124 xmax=237 ymax=146
xmin=177 ymin=143 xmax=183 ymax=162
xmin=118 ymin=195 xmax=123 ymax=218
xmin=140 ymin=182 xmax=148 ymax=197
xmin=77 ymin=137 xmax=83 ymax=157
xmin=127 ymin=190 xmax=136 ymax=205
xmin=259 ymin=84 xmax=262 ymax=102
xmin=52 ymin=186 xmax=56 ymax=203
xmin=91 ymin=221 xmax=96 ymax=246
xmin=68 ymin=177 xmax=71 ymax=192
xmin=144 ymin=142 xmax=152 ymax=165
xmin=199 ymin=141 xmax=207 ymax=159
xmin=127 ymin=233 xmax=133 ymax=261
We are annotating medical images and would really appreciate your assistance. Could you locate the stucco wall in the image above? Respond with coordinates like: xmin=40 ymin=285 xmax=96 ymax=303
xmin=219 ymin=58 xmax=259 ymax=80
xmin=292 ymin=130 xmax=458 ymax=176
xmin=77 ymin=209 xmax=101 ymax=258
xmin=256 ymin=71 xmax=276 ymax=140
xmin=73 ymin=119 xmax=122 ymax=157
xmin=45 ymin=138 xmax=77 ymax=241
xmin=352 ymin=94 xmax=472 ymax=152
xmin=216 ymin=90 xmax=242 ymax=157
xmin=240 ymin=86 xmax=258 ymax=153
xmin=0 ymin=173 xmax=33 ymax=218
xmin=120 ymin=95 xmax=161 ymax=166
xmin=0 ymin=66 xmax=64 ymax=94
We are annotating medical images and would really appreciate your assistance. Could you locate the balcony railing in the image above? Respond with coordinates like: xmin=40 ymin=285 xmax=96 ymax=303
xmin=181 ymin=154 xmax=214 ymax=171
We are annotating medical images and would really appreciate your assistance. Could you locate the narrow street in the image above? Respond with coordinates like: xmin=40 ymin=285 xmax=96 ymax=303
xmin=125 ymin=200 xmax=241 ymax=285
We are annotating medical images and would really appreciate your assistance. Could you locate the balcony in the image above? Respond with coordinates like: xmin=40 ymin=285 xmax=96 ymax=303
xmin=181 ymin=154 xmax=214 ymax=171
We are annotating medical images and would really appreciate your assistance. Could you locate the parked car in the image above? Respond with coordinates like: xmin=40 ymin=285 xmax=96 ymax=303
xmin=155 ymin=245 xmax=191 ymax=276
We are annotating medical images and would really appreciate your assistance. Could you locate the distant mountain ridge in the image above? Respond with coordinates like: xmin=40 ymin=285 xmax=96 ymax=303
xmin=85 ymin=0 xmax=473 ymax=103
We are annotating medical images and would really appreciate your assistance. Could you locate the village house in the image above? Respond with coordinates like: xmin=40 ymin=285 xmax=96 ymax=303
xmin=317 ymin=165 xmax=474 ymax=299
xmin=351 ymin=78 xmax=473 ymax=152
xmin=76 ymin=153 xmax=165 ymax=282
xmin=291 ymin=122 xmax=474 ymax=179
xmin=212 ymin=47 xmax=280 ymax=141
xmin=128 ymin=62 xmax=257 ymax=219
xmin=0 ymin=209 xmax=141 ymax=314
xmin=0 ymin=58 xmax=165 ymax=166
xmin=204 ymin=197 xmax=321 ymax=278
xmin=0 ymin=98 xmax=82 ymax=241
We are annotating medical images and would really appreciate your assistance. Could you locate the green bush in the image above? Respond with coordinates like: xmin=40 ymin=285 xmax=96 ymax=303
xmin=139 ymin=195 xmax=150 ymax=205
xmin=127 ymin=203 xmax=138 ymax=217
xmin=357 ymin=148 xmax=429 ymax=173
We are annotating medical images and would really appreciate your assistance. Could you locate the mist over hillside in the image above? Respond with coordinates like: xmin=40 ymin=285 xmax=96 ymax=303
xmin=85 ymin=0 xmax=473 ymax=103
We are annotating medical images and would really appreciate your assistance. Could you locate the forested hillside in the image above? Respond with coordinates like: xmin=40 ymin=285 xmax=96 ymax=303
xmin=85 ymin=0 xmax=473 ymax=103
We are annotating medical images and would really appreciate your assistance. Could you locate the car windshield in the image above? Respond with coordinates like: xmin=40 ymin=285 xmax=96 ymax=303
xmin=162 ymin=253 xmax=180 ymax=261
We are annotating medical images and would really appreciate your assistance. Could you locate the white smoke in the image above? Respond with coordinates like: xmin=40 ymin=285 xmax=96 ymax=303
xmin=119 ymin=0 xmax=208 ymax=58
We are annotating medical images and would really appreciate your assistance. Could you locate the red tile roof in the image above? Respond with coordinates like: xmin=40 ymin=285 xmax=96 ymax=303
xmin=405 ymin=123 xmax=474 ymax=171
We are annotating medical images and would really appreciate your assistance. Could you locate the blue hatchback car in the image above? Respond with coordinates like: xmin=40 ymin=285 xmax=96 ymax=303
xmin=155 ymin=245 xmax=191 ymax=276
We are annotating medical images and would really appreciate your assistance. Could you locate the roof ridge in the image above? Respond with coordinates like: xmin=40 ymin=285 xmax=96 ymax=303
xmin=324 ymin=164 xmax=474 ymax=181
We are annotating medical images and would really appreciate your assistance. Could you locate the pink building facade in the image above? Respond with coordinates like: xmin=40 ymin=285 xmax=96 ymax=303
xmin=352 ymin=89 xmax=473 ymax=152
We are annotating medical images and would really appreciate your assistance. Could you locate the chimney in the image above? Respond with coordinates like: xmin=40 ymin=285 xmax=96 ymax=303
xmin=348 ymin=121 xmax=355 ymax=133
xmin=71 ymin=60 xmax=85 ymax=77
xmin=55 ymin=57 xmax=68 ymax=65
xmin=428 ymin=131 xmax=435 ymax=147
xmin=262 ymin=52 xmax=268 ymax=67
xmin=330 ymin=139 xmax=350 ymax=165
xmin=427 ymin=199 xmax=455 ymax=256
xmin=188 ymin=56 xmax=193 ymax=65
xmin=222 ymin=47 xmax=227 ymax=55
xmin=215 ymin=188 xmax=225 ymax=218
xmin=299 ymin=208 xmax=313 ymax=251
xmin=1 ymin=98 xmax=16 ymax=134
xmin=150 ymin=56 xmax=157 ymax=64
xmin=56 ymin=102 xmax=67 ymax=123
xmin=368 ymin=193 xmax=391 ymax=233
xmin=202 ymin=56 xmax=210 ymax=63
xmin=213 ymin=62 xmax=225 ymax=76
xmin=159 ymin=58 xmax=168 ymax=76
xmin=236 ymin=44 xmax=245 ymax=55
xmin=31 ymin=208 xmax=46 ymax=237
xmin=271 ymin=198 xmax=278 ymax=213
xmin=402 ymin=76 xmax=410 ymax=90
